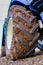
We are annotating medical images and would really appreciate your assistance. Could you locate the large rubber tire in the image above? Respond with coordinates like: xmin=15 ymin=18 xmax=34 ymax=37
xmin=7 ymin=5 xmax=40 ymax=59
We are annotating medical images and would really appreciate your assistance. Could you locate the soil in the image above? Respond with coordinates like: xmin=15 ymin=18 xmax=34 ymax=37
xmin=0 ymin=55 xmax=43 ymax=65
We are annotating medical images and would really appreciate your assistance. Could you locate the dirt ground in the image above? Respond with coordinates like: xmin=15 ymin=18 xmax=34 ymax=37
xmin=0 ymin=54 xmax=43 ymax=65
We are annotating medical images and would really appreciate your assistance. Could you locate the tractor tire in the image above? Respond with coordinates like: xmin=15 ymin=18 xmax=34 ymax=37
xmin=6 ymin=5 xmax=40 ymax=60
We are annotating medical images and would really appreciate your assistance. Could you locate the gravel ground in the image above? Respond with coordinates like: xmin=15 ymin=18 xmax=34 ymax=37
xmin=0 ymin=55 xmax=43 ymax=65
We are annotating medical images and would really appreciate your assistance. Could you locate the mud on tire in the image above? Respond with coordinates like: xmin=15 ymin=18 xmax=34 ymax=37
xmin=7 ymin=5 xmax=40 ymax=59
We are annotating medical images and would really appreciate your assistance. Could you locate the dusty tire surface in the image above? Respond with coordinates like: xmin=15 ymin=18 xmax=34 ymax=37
xmin=8 ymin=5 xmax=40 ymax=59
